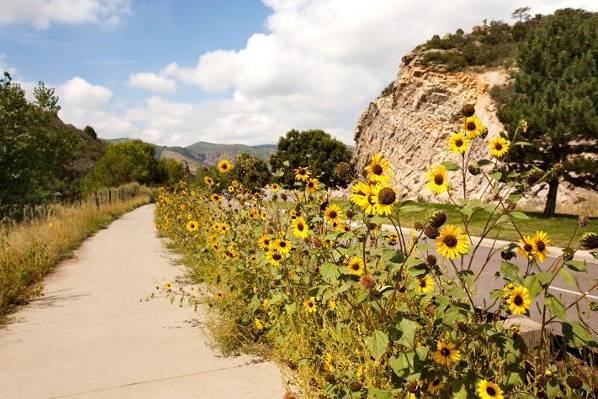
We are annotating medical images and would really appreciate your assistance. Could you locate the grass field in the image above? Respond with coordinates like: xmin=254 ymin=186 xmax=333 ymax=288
xmin=0 ymin=190 xmax=151 ymax=316
xmin=331 ymin=199 xmax=597 ymax=248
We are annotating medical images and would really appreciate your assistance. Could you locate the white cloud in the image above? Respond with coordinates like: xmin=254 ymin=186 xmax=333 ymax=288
xmin=128 ymin=72 xmax=177 ymax=94
xmin=27 ymin=0 xmax=597 ymax=146
xmin=0 ymin=0 xmax=130 ymax=29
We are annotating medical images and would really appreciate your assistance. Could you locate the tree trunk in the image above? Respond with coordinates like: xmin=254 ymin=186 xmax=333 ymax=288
xmin=543 ymin=179 xmax=559 ymax=216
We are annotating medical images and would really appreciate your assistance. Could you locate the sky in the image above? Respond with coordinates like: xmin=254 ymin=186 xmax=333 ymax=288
xmin=1 ymin=0 xmax=597 ymax=146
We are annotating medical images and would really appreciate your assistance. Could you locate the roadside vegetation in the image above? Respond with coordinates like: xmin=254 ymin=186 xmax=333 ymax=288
xmin=0 ymin=183 xmax=151 ymax=315
xmin=156 ymin=103 xmax=598 ymax=398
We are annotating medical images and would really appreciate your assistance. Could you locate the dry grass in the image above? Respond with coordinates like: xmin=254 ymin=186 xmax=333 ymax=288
xmin=0 ymin=192 xmax=151 ymax=315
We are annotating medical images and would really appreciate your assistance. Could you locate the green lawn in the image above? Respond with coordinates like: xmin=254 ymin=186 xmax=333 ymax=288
xmin=330 ymin=200 xmax=597 ymax=248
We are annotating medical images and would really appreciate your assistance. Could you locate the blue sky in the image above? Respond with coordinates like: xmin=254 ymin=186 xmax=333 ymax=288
xmin=1 ymin=0 xmax=597 ymax=146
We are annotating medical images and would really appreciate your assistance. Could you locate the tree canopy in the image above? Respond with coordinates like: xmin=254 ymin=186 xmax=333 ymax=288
xmin=270 ymin=129 xmax=353 ymax=188
xmin=494 ymin=8 xmax=598 ymax=215
xmin=230 ymin=152 xmax=272 ymax=192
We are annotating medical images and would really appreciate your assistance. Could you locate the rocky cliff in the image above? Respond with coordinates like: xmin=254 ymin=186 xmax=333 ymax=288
xmin=352 ymin=51 xmax=595 ymax=214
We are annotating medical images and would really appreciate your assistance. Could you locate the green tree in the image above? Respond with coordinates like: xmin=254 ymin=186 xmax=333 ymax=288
xmin=270 ymin=129 xmax=353 ymax=188
xmin=33 ymin=81 xmax=61 ymax=115
xmin=0 ymin=73 xmax=75 ymax=217
xmin=157 ymin=158 xmax=188 ymax=187
xmin=494 ymin=9 xmax=598 ymax=216
xmin=82 ymin=140 xmax=158 ymax=191
xmin=230 ymin=152 xmax=272 ymax=192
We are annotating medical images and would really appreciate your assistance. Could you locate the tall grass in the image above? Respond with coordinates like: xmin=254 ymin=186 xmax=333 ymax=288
xmin=0 ymin=185 xmax=151 ymax=315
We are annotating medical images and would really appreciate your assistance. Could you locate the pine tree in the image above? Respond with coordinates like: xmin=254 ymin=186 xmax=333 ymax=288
xmin=496 ymin=9 xmax=598 ymax=216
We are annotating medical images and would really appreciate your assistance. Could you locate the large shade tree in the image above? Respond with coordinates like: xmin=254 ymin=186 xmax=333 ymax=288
xmin=495 ymin=8 xmax=598 ymax=216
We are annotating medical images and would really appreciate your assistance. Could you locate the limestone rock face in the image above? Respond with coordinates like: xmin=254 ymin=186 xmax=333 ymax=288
xmin=352 ymin=52 xmax=596 ymax=214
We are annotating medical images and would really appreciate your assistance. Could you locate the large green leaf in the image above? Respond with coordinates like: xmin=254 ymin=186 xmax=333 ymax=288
xmin=319 ymin=262 xmax=340 ymax=283
xmin=396 ymin=318 xmax=419 ymax=349
xmin=365 ymin=330 xmax=389 ymax=360
xmin=500 ymin=261 xmax=520 ymax=280
xmin=544 ymin=293 xmax=568 ymax=321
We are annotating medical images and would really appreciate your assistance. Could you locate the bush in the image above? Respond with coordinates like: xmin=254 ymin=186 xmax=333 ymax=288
xmin=230 ymin=153 xmax=272 ymax=193
xmin=155 ymin=106 xmax=598 ymax=398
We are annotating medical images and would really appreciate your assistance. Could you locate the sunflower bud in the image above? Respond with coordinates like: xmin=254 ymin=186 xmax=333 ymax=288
xmin=280 ymin=193 xmax=288 ymax=201
xmin=424 ymin=224 xmax=439 ymax=239
xmin=311 ymin=236 xmax=323 ymax=248
xmin=367 ymin=222 xmax=378 ymax=231
xmin=428 ymin=210 xmax=447 ymax=228
xmin=335 ymin=162 xmax=351 ymax=178
xmin=457 ymin=321 xmax=470 ymax=333
xmin=579 ymin=215 xmax=589 ymax=228
xmin=406 ymin=380 xmax=419 ymax=393
xmin=554 ymin=162 xmax=564 ymax=174
xmin=526 ymin=167 xmax=544 ymax=185
xmin=480 ymin=127 xmax=489 ymax=138
xmin=563 ymin=247 xmax=575 ymax=261
xmin=359 ymin=275 xmax=376 ymax=290
xmin=414 ymin=221 xmax=424 ymax=231
xmin=320 ymin=200 xmax=329 ymax=211
xmin=378 ymin=187 xmax=396 ymax=205
xmin=566 ymin=375 xmax=583 ymax=390
xmin=266 ymin=227 xmax=274 ymax=234
xmin=501 ymin=249 xmax=516 ymax=260
xmin=462 ymin=104 xmax=475 ymax=117
xmin=426 ymin=254 xmax=437 ymax=267
xmin=345 ymin=209 xmax=355 ymax=219
xmin=468 ymin=162 xmax=481 ymax=176
xmin=580 ymin=232 xmax=598 ymax=250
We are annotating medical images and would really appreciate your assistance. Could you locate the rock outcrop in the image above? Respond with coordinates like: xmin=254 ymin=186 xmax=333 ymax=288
xmin=353 ymin=51 xmax=596 ymax=214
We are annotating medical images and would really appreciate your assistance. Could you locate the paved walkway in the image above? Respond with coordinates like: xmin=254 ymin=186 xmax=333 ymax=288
xmin=0 ymin=205 xmax=285 ymax=399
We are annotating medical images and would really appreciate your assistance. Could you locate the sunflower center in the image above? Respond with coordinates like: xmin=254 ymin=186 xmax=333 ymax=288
xmin=443 ymin=234 xmax=458 ymax=248
xmin=352 ymin=263 xmax=360 ymax=270
xmin=279 ymin=242 xmax=286 ymax=248
xmin=467 ymin=122 xmax=476 ymax=130
xmin=434 ymin=174 xmax=444 ymax=185
xmin=297 ymin=223 xmax=304 ymax=231
xmin=308 ymin=302 xmax=314 ymax=307
xmin=420 ymin=280 xmax=427 ymax=287
xmin=456 ymin=139 xmax=463 ymax=147
xmin=372 ymin=164 xmax=383 ymax=175
xmin=486 ymin=387 xmax=496 ymax=396
xmin=524 ymin=243 xmax=533 ymax=252
xmin=537 ymin=241 xmax=545 ymax=251
xmin=432 ymin=379 xmax=440 ymax=386
xmin=273 ymin=253 xmax=281 ymax=261
xmin=440 ymin=348 xmax=450 ymax=357
xmin=514 ymin=295 xmax=523 ymax=306
xmin=495 ymin=143 xmax=502 ymax=151
xmin=329 ymin=211 xmax=337 ymax=218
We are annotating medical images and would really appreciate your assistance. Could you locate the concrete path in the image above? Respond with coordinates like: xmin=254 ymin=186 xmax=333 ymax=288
xmin=0 ymin=205 xmax=285 ymax=399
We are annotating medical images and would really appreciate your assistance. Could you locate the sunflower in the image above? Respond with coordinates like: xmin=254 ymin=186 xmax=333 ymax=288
xmin=261 ymin=298 xmax=269 ymax=309
xmin=425 ymin=165 xmax=449 ymax=195
xmin=215 ymin=292 xmax=224 ymax=300
xmin=303 ymin=296 xmax=317 ymax=313
xmin=416 ymin=274 xmax=435 ymax=293
xmin=507 ymin=285 xmax=531 ymax=315
xmin=327 ymin=298 xmax=336 ymax=311
xmin=289 ymin=209 xmax=300 ymax=220
xmin=371 ymin=185 xmax=397 ymax=215
xmin=428 ymin=378 xmax=444 ymax=395
xmin=488 ymin=137 xmax=510 ymax=158
xmin=294 ymin=167 xmax=311 ymax=182
xmin=211 ymin=242 xmax=221 ymax=252
xmin=324 ymin=204 xmax=343 ymax=224
xmin=210 ymin=193 xmax=222 ymax=203
xmin=186 ymin=220 xmax=199 ymax=232
xmin=432 ymin=340 xmax=460 ymax=366
xmin=217 ymin=159 xmax=232 ymax=173
xmin=249 ymin=254 xmax=258 ymax=262
xmin=323 ymin=352 xmax=334 ymax=373
xmin=223 ymin=246 xmax=236 ymax=260
xmin=203 ymin=176 xmax=214 ymax=187
xmin=532 ymin=230 xmax=550 ymax=262
xmin=365 ymin=154 xmax=391 ymax=182
xmin=350 ymin=182 xmax=376 ymax=214
xmin=291 ymin=216 xmax=310 ymax=238
xmin=266 ymin=249 xmax=284 ymax=266
xmin=476 ymin=380 xmax=503 ymax=399
xmin=254 ymin=318 xmax=264 ymax=331
xmin=346 ymin=257 xmax=365 ymax=276
xmin=436 ymin=225 xmax=469 ymax=259
xmin=227 ymin=185 xmax=235 ymax=192
xmin=463 ymin=116 xmax=483 ymax=138
xmin=517 ymin=235 xmax=536 ymax=260
xmin=271 ymin=183 xmax=281 ymax=192
xmin=219 ymin=223 xmax=230 ymax=234
xmin=306 ymin=178 xmax=319 ymax=194
xmin=448 ymin=131 xmax=470 ymax=154
xmin=271 ymin=238 xmax=291 ymax=254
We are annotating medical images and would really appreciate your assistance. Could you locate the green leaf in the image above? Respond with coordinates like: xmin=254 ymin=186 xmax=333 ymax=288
xmin=364 ymin=330 xmax=389 ymax=360
xmin=510 ymin=211 xmax=529 ymax=220
xmin=388 ymin=352 xmax=415 ymax=378
xmin=442 ymin=161 xmax=460 ymax=171
xmin=442 ymin=306 xmax=468 ymax=325
xmin=562 ymin=321 xmax=595 ymax=346
xmin=399 ymin=205 xmax=425 ymax=213
xmin=320 ymin=262 xmax=340 ymax=283
xmin=368 ymin=389 xmax=392 ymax=399
xmin=545 ymin=294 xmax=568 ymax=321
xmin=500 ymin=261 xmax=520 ymax=280
xmin=490 ymin=171 xmax=502 ymax=180
xmin=565 ymin=259 xmax=587 ymax=272
xmin=248 ymin=295 xmax=260 ymax=315
xmin=451 ymin=380 xmax=468 ymax=399
xmin=477 ymin=159 xmax=493 ymax=167
xmin=396 ymin=318 xmax=419 ymax=348
xmin=523 ymin=274 xmax=544 ymax=297
xmin=546 ymin=378 xmax=561 ymax=398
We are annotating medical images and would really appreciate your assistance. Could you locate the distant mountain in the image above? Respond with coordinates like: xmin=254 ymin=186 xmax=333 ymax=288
xmin=155 ymin=141 xmax=277 ymax=172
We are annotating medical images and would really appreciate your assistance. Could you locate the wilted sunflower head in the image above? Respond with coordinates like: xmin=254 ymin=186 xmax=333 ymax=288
xmin=462 ymin=104 xmax=475 ymax=117
xmin=377 ymin=187 xmax=396 ymax=205
xmin=580 ymin=232 xmax=598 ymax=250
xmin=428 ymin=210 xmax=447 ymax=228
xmin=335 ymin=161 xmax=351 ymax=178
